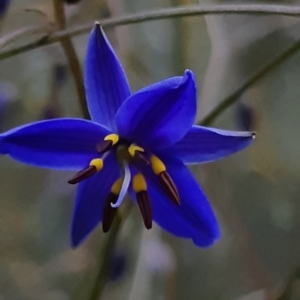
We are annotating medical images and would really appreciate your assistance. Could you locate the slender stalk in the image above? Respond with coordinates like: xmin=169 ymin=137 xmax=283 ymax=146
xmin=0 ymin=25 xmax=52 ymax=49
xmin=87 ymin=201 xmax=133 ymax=300
xmin=277 ymin=267 xmax=300 ymax=300
xmin=200 ymin=38 xmax=300 ymax=126
xmin=53 ymin=0 xmax=89 ymax=119
xmin=88 ymin=215 xmax=122 ymax=300
xmin=2 ymin=4 xmax=300 ymax=60
xmin=172 ymin=0 xmax=186 ymax=73
xmin=53 ymin=0 xmax=66 ymax=28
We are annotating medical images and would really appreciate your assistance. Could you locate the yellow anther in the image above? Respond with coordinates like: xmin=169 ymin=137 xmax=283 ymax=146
xmin=89 ymin=158 xmax=103 ymax=171
xmin=128 ymin=144 xmax=144 ymax=157
xmin=104 ymin=134 xmax=119 ymax=145
xmin=132 ymin=173 xmax=147 ymax=193
xmin=150 ymin=155 xmax=166 ymax=175
xmin=111 ymin=178 xmax=123 ymax=195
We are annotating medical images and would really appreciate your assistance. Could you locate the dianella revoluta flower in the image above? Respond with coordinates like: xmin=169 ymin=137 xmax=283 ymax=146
xmin=0 ymin=23 xmax=255 ymax=248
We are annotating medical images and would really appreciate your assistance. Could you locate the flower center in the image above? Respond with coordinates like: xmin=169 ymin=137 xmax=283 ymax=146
xmin=68 ymin=133 xmax=180 ymax=232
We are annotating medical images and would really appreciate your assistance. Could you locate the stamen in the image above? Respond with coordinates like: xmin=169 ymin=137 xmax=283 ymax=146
xmin=150 ymin=155 xmax=166 ymax=175
xmin=68 ymin=158 xmax=103 ymax=184
xmin=89 ymin=158 xmax=103 ymax=171
xmin=132 ymin=173 xmax=152 ymax=229
xmin=111 ymin=178 xmax=123 ymax=195
xmin=102 ymin=193 xmax=118 ymax=233
xmin=132 ymin=173 xmax=147 ymax=193
xmin=150 ymin=155 xmax=180 ymax=205
xmin=105 ymin=134 xmax=119 ymax=145
xmin=102 ymin=178 xmax=123 ymax=233
xmin=128 ymin=144 xmax=149 ymax=165
xmin=133 ymin=151 xmax=149 ymax=165
xmin=96 ymin=140 xmax=112 ymax=153
xmin=97 ymin=134 xmax=119 ymax=153
xmin=128 ymin=144 xmax=144 ymax=157
xmin=68 ymin=166 xmax=97 ymax=184
xmin=159 ymin=171 xmax=180 ymax=205
xmin=137 ymin=191 xmax=152 ymax=229
xmin=111 ymin=162 xmax=131 ymax=208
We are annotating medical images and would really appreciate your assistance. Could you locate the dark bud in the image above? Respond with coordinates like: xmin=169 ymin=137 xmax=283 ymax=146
xmin=159 ymin=171 xmax=180 ymax=205
xmin=68 ymin=166 xmax=96 ymax=184
xmin=137 ymin=191 xmax=152 ymax=229
xmin=102 ymin=193 xmax=118 ymax=233
xmin=0 ymin=0 xmax=10 ymax=17
xmin=41 ymin=105 xmax=60 ymax=120
xmin=109 ymin=251 xmax=127 ymax=281
xmin=64 ymin=0 xmax=82 ymax=4
xmin=54 ymin=64 xmax=67 ymax=85
xmin=236 ymin=103 xmax=254 ymax=131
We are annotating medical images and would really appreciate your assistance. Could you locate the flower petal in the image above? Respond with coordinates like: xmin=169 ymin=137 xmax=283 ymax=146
xmin=141 ymin=155 xmax=220 ymax=247
xmin=85 ymin=24 xmax=131 ymax=130
xmin=71 ymin=153 xmax=120 ymax=247
xmin=165 ymin=125 xmax=255 ymax=164
xmin=115 ymin=70 xmax=197 ymax=149
xmin=0 ymin=119 xmax=109 ymax=170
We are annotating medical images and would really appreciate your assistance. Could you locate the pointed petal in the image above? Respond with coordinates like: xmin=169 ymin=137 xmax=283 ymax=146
xmin=142 ymin=155 xmax=220 ymax=247
xmin=71 ymin=153 xmax=120 ymax=247
xmin=0 ymin=119 xmax=109 ymax=170
xmin=115 ymin=70 xmax=197 ymax=149
xmin=85 ymin=24 xmax=131 ymax=130
xmin=166 ymin=125 xmax=255 ymax=164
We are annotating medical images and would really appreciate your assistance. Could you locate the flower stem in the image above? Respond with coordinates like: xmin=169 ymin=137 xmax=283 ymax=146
xmin=52 ymin=0 xmax=89 ymax=119
xmin=2 ymin=4 xmax=300 ymax=60
xmin=277 ymin=266 xmax=300 ymax=300
xmin=0 ymin=25 xmax=52 ymax=49
xmin=88 ymin=215 xmax=122 ymax=300
xmin=88 ymin=201 xmax=133 ymax=300
xmin=200 ymin=37 xmax=300 ymax=126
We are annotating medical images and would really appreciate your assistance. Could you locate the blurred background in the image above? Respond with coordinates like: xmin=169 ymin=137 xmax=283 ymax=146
xmin=1 ymin=0 xmax=300 ymax=299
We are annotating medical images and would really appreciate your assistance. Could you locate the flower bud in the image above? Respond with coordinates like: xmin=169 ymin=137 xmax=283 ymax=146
xmin=64 ymin=0 xmax=82 ymax=4
xmin=0 ymin=0 xmax=10 ymax=18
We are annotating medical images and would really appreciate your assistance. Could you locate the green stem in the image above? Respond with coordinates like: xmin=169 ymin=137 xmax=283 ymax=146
xmin=0 ymin=25 xmax=52 ymax=49
xmin=277 ymin=267 xmax=300 ymax=300
xmin=88 ymin=215 xmax=122 ymax=300
xmin=200 ymin=38 xmax=300 ymax=126
xmin=53 ymin=0 xmax=89 ymax=119
xmin=88 ymin=201 xmax=133 ymax=300
xmin=2 ymin=4 xmax=300 ymax=60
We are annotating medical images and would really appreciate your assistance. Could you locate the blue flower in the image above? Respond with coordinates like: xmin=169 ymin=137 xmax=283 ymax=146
xmin=0 ymin=24 xmax=255 ymax=248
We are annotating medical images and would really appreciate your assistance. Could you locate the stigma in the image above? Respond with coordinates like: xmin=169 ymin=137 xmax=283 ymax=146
xmin=111 ymin=162 xmax=131 ymax=208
